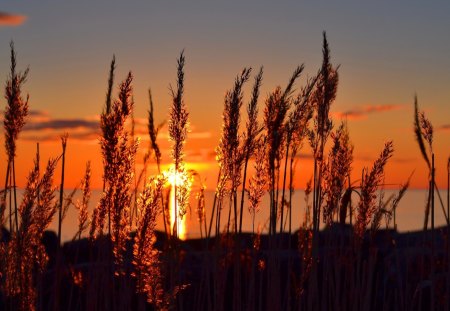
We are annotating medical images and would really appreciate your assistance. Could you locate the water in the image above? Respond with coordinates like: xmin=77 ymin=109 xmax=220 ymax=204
xmin=37 ymin=188 xmax=447 ymax=242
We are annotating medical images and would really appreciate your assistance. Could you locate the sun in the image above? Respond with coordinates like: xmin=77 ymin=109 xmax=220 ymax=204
xmin=166 ymin=167 xmax=191 ymax=240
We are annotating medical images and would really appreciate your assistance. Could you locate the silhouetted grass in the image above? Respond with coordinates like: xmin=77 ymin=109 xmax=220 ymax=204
xmin=1 ymin=35 xmax=449 ymax=311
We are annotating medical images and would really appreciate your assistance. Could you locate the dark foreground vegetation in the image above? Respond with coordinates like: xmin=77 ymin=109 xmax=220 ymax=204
xmin=1 ymin=33 xmax=449 ymax=310
xmin=0 ymin=225 xmax=449 ymax=311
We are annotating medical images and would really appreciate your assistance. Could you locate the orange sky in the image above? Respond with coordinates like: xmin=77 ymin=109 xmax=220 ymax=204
xmin=0 ymin=1 xmax=449 ymax=191
xmin=0 ymin=96 xmax=447 ymax=191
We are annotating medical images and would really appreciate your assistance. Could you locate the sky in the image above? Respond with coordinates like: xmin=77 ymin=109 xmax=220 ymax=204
xmin=0 ymin=0 xmax=449 ymax=190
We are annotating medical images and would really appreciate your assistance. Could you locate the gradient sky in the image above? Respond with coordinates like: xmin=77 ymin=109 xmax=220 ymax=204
xmin=0 ymin=0 xmax=449 ymax=190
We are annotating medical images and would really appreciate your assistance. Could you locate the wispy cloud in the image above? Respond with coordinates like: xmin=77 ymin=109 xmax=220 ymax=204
xmin=28 ymin=110 xmax=49 ymax=117
xmin=357 ymin=154 xmax=415 ymax=163
xmin=437 ymin=124 xmax=450 ymax=132
xmin=11 ymin=110 xmax=212 ymax=143
xmin=8 ymin=110 xmax=101 ymax=143
xmin=23 ymin=119 xmax=99 ymax=131
xmin=333 ymin=104 xmax=404 ymax=121
xmin=0 ymin=12 xmax=27 ymax=26
xmin=187 ymin=149 xmax=216 ymax=162
xmin=21 ymin=131 xmax=99 ymax=143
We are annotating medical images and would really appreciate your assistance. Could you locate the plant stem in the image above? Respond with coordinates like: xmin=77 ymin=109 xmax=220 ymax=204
xmin=239 ymin=155 xmax=250 ymax=235
xmin=58 ymin=138 xmax=67 ymax=246
xmin=280 ymin=141 xmax=290 ymax=234
xmin=430 ymin=153 xmax=435 ymax=311
xmin=12 ymin=156 xmax=18 ymax=233
xmin=3 ymin=162 xmax=11 ymax=232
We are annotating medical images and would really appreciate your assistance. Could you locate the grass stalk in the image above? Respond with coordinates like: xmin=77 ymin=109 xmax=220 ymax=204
xmin=12 ymin=157 xmax=18 ymax=233
xmin=207 ymin=168 xmax=222 ymax=240
xmin=54 ymin=135 xmax=67 ymax=311
xmin=430 ymin=153 xmax=435 ymax=311
xmin=57 ymin=134 xmax=67 ymax=246
xmin=3 ymin=162 xmax=11 ymax=231
xmin=239 ymin=67 xmax=263 ymax=235
xmin=1 ymin=35 xmax=448 ymax=311
xmin=279 ymin=140 xmax=290 ymax=235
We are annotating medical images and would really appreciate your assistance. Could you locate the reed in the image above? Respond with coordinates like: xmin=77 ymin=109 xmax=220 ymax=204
xmin=264 ymin=65 xmax=304 ymax=236
xmin=54 ymin=133 xmax=68 ymax=311
xmin=282 ymin=76 xmax=316 ymax=235
xmin=354 ymin=141 xmax=393 ymax=240
xmin=4 ymin=156 xmax=58 ymax=311
xmin=309 ymin=32 xmax=339 ymax=235
xmin=148 ymin=89 xmax=163 ymax=172
xmin=217 ymin=67 xmax=251 ymax=234
xmin=239 ymin=67 xmax=263 ymax=234
xmin=1 ymin=35 xmax=446 ymax=311
xmin=322 ymin=123 xmax=353 ymax=226
xmin=57 ymin=133 xmax=68 ymax=245
xmin=248 ymin=137 xmax=268 ymax=234
xmin=74 ymin=161 xmax=91 ymax=240
xmin=133 ymin=175 xmax=166 ymax=308
xmin=168 ymin=51 xmax=189 ymax=239
xmin=3 ymin=42 xmax=29 ymax=234
xmin=93 ymin=64 xmax=138 ymax=310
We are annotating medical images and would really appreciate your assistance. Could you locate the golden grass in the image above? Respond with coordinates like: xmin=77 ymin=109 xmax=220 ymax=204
xmin=1 ymin=35 xmax=448 ymax=310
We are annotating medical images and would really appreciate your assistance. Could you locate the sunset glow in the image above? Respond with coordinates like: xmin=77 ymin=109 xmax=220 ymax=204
xmin=166 ymin=167 xmax=191 ymax=240
xmin=0 ymin=2 xmax=448 ymax=191
xmin=1 ymin=2 xmax=450 ymax=310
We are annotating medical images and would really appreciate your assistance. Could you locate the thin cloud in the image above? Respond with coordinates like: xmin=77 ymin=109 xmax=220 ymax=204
xmin=357 ymin=154 xmax=415 ymax=164
xmin=21 ymin=131 xmax=99 ymax=143
xmin=292 ymin=153 xmax=314 ymax=160
xmin=437 ymin=124 xmax=450 ymax=132
xmin=23 ymin=119 xmax=99 ymax=131
xmin=11 ymin=111 xmax=101 ymax=143
xmin=187 ymin=149 xmax=216 ymax=162
xmin=29 ymin=110 xmax=49 ymax=118
xmin=15 ymin=111 xmax=211 ymax=143
xmin=333 ymin=104 xmax=403 ymax=121
xmin=0 ymin=12 xmax=27 ymax=26
xmin=0 ymin=109 xmax=50 ymax=123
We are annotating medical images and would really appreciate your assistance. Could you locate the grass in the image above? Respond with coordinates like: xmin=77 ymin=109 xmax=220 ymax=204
xmin=1 ymin=34 xmax=449 ymax=310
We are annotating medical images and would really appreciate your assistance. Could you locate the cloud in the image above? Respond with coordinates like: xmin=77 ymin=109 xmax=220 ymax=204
xmin=187 ymin=149 xmax=216 ymax=162
xmin=333 ymin=104 xmax=403 ymax=121
xmin=437 ymin=124 xmax=450 ymax=132
xmin=28 ymin=109 xmax=49 ymax=118
xmin=23 ymin=119 xmax=99 ymax=131
xmin=0 ymin=12 xmax=27 ymax=26
xmin=292 ymin=153 xmax=314 ymax=160
xmin=0 ymin=109 xmax=49 ymax=123
xmin=22 ymin=110 xmax=100 ymax=133
xmin=13 ymin=110 xmax=101 ymax=142
xmin=357 ymin=154 xmax=415 ymax=164
xmin=4 ymin=110 xmax=212 ymax=143
xmin=21 ymin=131 xmax=99 ymax=143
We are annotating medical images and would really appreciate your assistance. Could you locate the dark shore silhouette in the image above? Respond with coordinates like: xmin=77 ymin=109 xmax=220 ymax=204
xmin=1 ymin=224 xmax=448 ymax=310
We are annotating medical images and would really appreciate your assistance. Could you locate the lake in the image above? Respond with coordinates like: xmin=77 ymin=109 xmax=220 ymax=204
xmin=37 ymin=188 xmax=448 ymax=242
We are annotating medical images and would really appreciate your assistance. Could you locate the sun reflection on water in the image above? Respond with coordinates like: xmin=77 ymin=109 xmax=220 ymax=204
xmin=166 ymin=168 xmax=189 ymax=240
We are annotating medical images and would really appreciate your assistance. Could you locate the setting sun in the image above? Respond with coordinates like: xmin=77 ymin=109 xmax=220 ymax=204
xmin=166 ymin=166 xmax=192 ymax=240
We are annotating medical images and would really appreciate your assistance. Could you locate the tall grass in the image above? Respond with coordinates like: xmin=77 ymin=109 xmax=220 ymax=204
xmin=309 ymin=32 xmax=339 ymax=237
xmin=168 ymin=51 xmax=190 ymax=239
xmin=4 ymin=155 xmax=58 ymax=311
xmin=3 ymin=41 xmax=29 ymax=234
xmin=1 ymin=36 xmax=449 ymax=311
xmin=239 ymin=67 xmax=263 ymax=235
